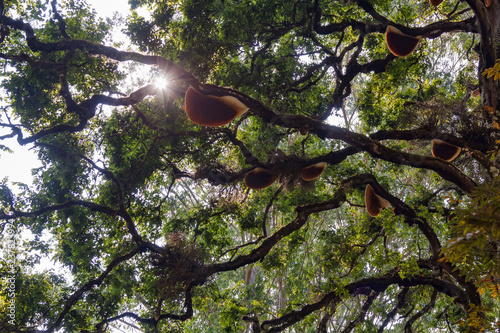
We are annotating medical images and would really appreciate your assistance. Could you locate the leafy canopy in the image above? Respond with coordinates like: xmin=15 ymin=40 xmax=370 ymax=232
xmin=0 ymin=0 xmax=500 ymax=332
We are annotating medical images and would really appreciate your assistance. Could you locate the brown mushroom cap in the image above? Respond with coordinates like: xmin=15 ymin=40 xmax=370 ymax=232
xmin=431 ymin=139 xmax=461 ymax=162
xmin=365 ymin=184 xmax=391 ymax=217
xmin=300 ymin=162 xmax=327 ymax=181
xmin=429 ymin=0 xmax=443 ymax=6
xmin=244 ymin=168 xmax=280 ymax=190
xmin=184 ymin=86 xmax=249 ymax=127
xmin=301 ymin=162 xmax=327 ymax=181
xmin=385 ymin=25 xmax=422 ymax=57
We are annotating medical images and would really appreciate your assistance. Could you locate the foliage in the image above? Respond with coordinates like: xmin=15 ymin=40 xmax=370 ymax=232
xmin=443 ymin=177 xmax=500 ymax=307
xmin=0 ymin=0 xmax=499 ymax=332
xmin=482 ymin=60 xmax=500 ymax=82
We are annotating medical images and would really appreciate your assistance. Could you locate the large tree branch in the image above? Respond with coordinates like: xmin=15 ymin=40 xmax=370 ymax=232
xmin=313 ymin=0 xmax=384 ymax=35
xmin=366 ymin=177 xmax=443 ymax=259
xmin=188 ymin=171 xmax=478 ymax=332
xmin=341 ymin=291 xmax=380 ymax=333
xmin=260 ymin=271 xmax=468 ymax=332
xmin=1 ymin=118 xmax=88 ymax=145
xmin=369 ymin=180 xmax=481 ymax=306
xmin=0 ymin=198 xmax=117 ymax=220
xmin=369 ymin=127 xmax=490 ymax=151
xmin=0 ymin=52 xmax=66 ymax=69
xmin=317 ymin=299 xmax=340 ymax=333
xmin=211 ymin=87 xmax=477 ymax=193
xmin=324 ymin=53 xmax=396 ymax=117
xmin=203 ymin=174 xmax=370 ymax=279
xmin=1 ymin=83 xmax=160 ymax=145
xmin=0 ymin=193 xmax=152 ymax=251
xmin=1 ymin=10 xmax=478 ymax=194
xmin=201 ymin=172 xmax=440 ymax=284
xmin=404 ymin=289 xmax=438 ymax=332
xmin=50 ymin=0 xmax=70 ymax=40
xmin=377 ymin=288 xmax=409 ymax=332
xmin=0 ymin=14 xmax=194 ymax=81
xmin=314 ymin=0 xmax=477 ymax=36
xmin=369 ymin=127 xmax=499 ymax=179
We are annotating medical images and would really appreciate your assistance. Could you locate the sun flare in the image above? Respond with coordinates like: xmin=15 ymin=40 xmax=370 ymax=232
xmin=154 ymin=76 xmax=170 ymax=90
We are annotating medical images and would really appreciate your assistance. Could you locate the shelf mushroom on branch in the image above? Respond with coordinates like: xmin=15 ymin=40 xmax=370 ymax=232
xmin=429 ymin=0 xmax=443 ymax=7
xmin=385 ymin=25 xmax=422 ymax=57
xmin=301 ymin=162 xmax=327 ymax=181
xmin=244 ymin=168 xmax=280 ymax=190
xmin=184 ymin=86 xmax=249 ymax=127
xmin=431 ymin=139 xmax=461 ymax=162
xmin=365 ymin=184 xmax=391 ymax=217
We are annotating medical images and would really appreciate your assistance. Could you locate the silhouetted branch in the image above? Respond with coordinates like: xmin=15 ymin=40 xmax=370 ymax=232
xmin=377 ymin=288 xmax=409 ymax=332
xmin=404 ymin=289 xmax=438 ymax=332
xmin=369 ymin=127 xmax=489 ymax=151
xmin=203 ymin=174 xmax=372 ymax=279
xmin=50 ymin=0 xmax=70 ymax=39
xmin=222 ymin=128 xmax=262 ymax=166
xmin=0 ymin=52 xmax=66 ymax=69
xmin=261 ymin=185 xmax=284 ymax=237
xmin=314 ymin=0 xmax=477 ymax=36
xmin=0 ymin=14 xmax=194 ymax=80
xmin=261 ymin=271 xmax=469 ymax=332
xmin=341 ymin=291 xmax=380 ymax=333
xmin=317 ymin=299 xmax=340 ymax=333
xmin=0 ymin=199 xmax=117 ymax=220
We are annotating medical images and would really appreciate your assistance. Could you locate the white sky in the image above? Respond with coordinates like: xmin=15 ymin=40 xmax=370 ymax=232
xmin=0 ymin=139 xmax=40 ymax=186
xmin=89 ymin=0 xmax=130 ymax=20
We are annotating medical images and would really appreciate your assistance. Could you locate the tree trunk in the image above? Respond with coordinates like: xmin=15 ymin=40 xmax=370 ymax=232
xmin=473 ymin=0 xmax=500 ymax=128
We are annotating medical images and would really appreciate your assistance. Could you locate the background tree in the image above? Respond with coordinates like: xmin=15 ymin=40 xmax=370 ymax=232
xmin=0 ymin=0 xmax=499 ymax=332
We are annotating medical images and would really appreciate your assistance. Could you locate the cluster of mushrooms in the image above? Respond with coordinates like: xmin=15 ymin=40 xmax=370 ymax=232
xmin=182 ymin=22 xmax=463 ymax=216
xmin=365 ymin=139 xmax=461 ymax=217
xmin=184 ymin=86 xmax=328 ymax=189
xmin=380 ymin=5 xmax=466 ymax=216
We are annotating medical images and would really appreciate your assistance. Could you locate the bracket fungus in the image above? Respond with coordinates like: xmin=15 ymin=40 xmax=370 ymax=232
xmin=184 ymin=86 xmax=249 ymax=127
xmin=385 ymin=25 xmax=422 ymax=57
xmin=431 ymin=139 xmax=461 ymax=162
xmin=365 ymin=184 xmax=391 ymax=217
xmin=429 ymin=0 xmax=443 ymax=6
xmin=244 ymin=168 xmax=280 ymax=190
xmin=301 ymin=162 xmax=327 ymax=181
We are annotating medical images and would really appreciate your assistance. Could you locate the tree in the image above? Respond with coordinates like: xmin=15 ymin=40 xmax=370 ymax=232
xmin=0 ymin=0 xmax=499 ymax=331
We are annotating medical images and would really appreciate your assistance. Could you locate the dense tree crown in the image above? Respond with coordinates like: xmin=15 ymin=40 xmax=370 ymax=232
xmin=0 ymin=0 xmax=499 ymax=332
